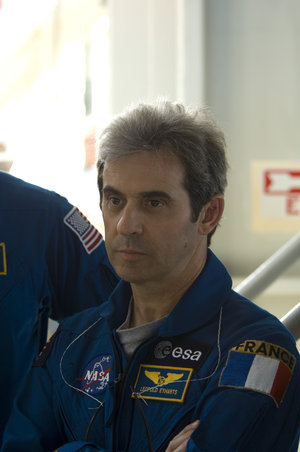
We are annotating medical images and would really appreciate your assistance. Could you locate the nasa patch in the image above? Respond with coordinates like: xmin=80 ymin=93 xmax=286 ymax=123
xmin=77 ymin=354 xmax=112 ymax=396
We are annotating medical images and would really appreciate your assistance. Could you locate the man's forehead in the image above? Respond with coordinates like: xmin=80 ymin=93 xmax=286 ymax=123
xmin=103 ymin=150 xmax=184 ymax=174
xmin=102 ymin=151 xmax=186 ymax=194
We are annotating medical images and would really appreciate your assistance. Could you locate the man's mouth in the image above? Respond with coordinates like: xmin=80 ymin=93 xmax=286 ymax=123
xmin=117 ymin=248 xmax=146 ymax=261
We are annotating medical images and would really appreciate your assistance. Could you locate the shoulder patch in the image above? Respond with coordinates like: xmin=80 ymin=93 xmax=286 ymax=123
xmin=63 ymin=207 xmax=103 ymax=254
xmin=219 ymin=340 xmax=296 ymax=406
xmin=33 ymin=326 xmax=61 ymax=367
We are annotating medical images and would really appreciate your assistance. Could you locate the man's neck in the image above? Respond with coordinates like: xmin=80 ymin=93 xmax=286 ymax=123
xmin=128 ymin=292 xmax=175 ymax=328
xmin=129 ymin=261 xmax=206 ymax=328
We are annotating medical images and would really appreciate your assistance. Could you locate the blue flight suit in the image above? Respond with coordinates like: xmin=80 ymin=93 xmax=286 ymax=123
xmin=1 ymin=250 xmax=300 ymax=451
xmin=0 ymin=171 xmax=118 ymax=442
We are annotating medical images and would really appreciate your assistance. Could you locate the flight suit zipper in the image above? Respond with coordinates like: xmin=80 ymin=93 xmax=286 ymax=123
xmin=111 ymin=333 xmax=156 ymax=452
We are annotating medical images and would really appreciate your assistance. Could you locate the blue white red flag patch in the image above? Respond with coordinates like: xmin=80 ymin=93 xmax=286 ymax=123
xmin=219 ymin=340 xmax=296 ymax=406
xmin=64 ymin=207 xmax=102 ymax=254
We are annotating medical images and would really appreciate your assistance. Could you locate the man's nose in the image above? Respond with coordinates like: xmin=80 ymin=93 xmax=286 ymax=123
xmin=116 ymin=203 xmax=143 ymax=235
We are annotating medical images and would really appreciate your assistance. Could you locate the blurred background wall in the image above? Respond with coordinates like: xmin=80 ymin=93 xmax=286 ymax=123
xmin=0 ymin=0 xmax=299 ymax=311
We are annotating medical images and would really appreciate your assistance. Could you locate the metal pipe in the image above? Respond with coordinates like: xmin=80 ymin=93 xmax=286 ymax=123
xmin=281 ymin=302 xmax=300 ymax=340
xmin=234 ymin=232 xmax=300 ymax=300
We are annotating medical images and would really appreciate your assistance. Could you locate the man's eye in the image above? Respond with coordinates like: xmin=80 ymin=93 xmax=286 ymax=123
xmin=109 ymin=197 xmax=121 ymax=206
xmin=148 ymin=199 xmax=164 ymax=207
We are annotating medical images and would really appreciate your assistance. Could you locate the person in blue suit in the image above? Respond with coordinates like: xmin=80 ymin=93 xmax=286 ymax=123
xmin=0 ymin=171 xmax=118 ymax=442
xmin=2 ymin=101 xmax=300 ymax=451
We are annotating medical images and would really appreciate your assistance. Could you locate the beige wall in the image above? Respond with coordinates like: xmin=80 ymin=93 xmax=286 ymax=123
xmin=204 ymin=0 xmax=300 ymax=278
xmin=1 ymin=0 xmax=299 ymax=281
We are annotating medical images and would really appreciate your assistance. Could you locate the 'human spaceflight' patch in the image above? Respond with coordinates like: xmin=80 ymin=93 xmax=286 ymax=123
xmin=132 ymin=364 xmax=193 ymax=403
xmin=64 ymin=207 xmax=102 ymax=254
xmin=219 ymin=340 xmax=296 ymax=406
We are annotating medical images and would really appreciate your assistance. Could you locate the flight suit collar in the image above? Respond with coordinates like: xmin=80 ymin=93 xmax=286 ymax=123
xmin=99 ymin=250 xmax=232 ymax=336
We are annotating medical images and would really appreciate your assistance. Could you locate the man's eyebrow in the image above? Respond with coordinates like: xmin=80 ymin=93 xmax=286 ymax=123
xmin=102 ymin=187 xmax=171 ymax=200
xmin=140 ymin=190 xmax=171 ymax=200
xmin=102 ymin=186 xmax=122 ymax=196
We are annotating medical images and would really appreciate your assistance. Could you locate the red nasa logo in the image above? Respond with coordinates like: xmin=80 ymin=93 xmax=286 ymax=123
xmin=77 ymin=354 xmax=112 ymax=395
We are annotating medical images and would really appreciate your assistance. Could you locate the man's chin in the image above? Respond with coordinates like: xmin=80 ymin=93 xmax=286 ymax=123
xmin=114 ymin=267 xmax=147 ymax=284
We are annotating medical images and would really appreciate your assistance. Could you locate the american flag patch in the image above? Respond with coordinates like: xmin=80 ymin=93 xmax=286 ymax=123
xmin=219 ymin=340 xmax=296 ymax=406
xmin=64 ymin=207 xmax=103 ymax=254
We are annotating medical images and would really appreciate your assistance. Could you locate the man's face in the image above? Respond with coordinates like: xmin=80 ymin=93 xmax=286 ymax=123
xmin=102 ymin=150 xmax=206 ymax=288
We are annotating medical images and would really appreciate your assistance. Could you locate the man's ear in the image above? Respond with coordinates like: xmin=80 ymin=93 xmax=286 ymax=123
xmin=198 ymin=195 xmax=225 ymax=235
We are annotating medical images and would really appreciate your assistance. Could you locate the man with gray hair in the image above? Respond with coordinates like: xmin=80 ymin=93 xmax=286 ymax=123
xmin=2 ymin=101 xmax=300 ymax=451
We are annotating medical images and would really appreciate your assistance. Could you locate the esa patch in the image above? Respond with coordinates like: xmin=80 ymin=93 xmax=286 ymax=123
xmin=64 ymin=207 xmax=102 ymax=254
xmin=77 ymin=354 xmax=112 ymax=396
xmin=132 ymin=364 xmax=193 ymax=403
xmin=219 ymin=340 xmax=296 ymax=406
xmin=0 ymin=242 xmax=7 ymax=275
xmin=147 ymin=337 xmax=212 ymax=372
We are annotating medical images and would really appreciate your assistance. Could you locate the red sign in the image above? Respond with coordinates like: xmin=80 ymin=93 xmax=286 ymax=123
xmin=264 ymin=169 xmax=300 ymax=195
xmin=263 ymin=169 xmax=300 ymax=216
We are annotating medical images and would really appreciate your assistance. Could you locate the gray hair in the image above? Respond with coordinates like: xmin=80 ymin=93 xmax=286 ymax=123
xmin=97 ymin=100 xmax=228 ymax=244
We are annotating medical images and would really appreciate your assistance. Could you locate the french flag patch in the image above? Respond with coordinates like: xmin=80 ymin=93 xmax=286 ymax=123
xmin=219 ymin=340 xmax=296 ymax=406
xmin=64 ymin=207 xmax=103 ymax=254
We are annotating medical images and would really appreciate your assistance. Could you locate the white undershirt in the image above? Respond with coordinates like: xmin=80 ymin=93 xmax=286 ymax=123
xmin=116 ymin=300 xmax=167 ymax=359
